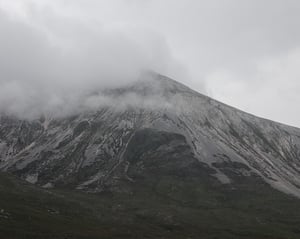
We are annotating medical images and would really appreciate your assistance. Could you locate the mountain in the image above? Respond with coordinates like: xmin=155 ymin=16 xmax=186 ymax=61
xmin=1 ymin=72 xmax=300 ymax=197
xmin=1 ymin=72 xmax=300 ymax=238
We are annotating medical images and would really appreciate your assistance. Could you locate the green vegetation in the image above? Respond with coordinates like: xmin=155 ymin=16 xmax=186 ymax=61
xmin=1 ymin=167 xmax=300 ymax=238
xmin=1 ymin=129 xmax=300 ymax=238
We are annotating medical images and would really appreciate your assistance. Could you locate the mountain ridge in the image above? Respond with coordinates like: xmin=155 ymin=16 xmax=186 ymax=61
xmin=0 ymin=72 xmax=300 ymax=198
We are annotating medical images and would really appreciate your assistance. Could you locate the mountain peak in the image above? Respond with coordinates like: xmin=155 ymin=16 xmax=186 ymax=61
xmin=103 ymin=71 xmax=197 ymax=99
xmin=1 ymin=73 xmax=300 ymax=199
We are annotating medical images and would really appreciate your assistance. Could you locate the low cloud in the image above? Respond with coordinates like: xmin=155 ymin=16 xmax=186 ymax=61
xmin=0 ymin=7 xmax=185 ymax=119
xmin=1 ymin=0 xmax=300 ymax=127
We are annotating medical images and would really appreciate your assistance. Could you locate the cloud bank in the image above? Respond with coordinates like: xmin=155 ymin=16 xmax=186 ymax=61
xmin=0 ymin=7 xmax=185 ymax=119
xmin=1 ymin=0 xmax=300 ymax=127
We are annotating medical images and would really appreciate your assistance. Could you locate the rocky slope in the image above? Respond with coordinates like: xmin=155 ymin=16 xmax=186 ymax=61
xmin=0 ymin=72 xmax=300 ymax=198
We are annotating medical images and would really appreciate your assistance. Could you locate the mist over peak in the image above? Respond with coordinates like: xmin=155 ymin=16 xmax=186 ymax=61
xmin=0 ymin=8 xmax=186 ymax=119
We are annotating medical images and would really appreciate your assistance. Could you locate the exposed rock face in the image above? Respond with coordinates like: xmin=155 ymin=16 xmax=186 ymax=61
xmin=1 ymin=73 xmax=300 ymax=197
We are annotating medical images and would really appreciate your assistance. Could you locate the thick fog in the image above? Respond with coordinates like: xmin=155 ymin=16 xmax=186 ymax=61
xmin=0 ymin=7 xmax=185 ymax=118
xmin=1 ymin=0 xmax=300 ymax=127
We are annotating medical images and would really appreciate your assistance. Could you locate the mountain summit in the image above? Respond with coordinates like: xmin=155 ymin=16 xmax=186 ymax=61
xmin=1 ymin=73 xmax=300 ymax=198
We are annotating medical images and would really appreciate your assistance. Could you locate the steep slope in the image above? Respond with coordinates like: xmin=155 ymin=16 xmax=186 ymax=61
xmin=0 ymin=72 xmax=300 ymax=199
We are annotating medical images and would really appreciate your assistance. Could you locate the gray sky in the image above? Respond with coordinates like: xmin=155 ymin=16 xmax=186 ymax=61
xmin=0 ymin=0 xmax=300 ymax=127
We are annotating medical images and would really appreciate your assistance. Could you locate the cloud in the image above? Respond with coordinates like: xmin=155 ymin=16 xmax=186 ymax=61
xmin=0 ymin=6 xmax=185 ymax=119
xmin=1 ymin=0 xmax=300 ymax=126
xmin=206 ymin=47 xmax=300 ymax=127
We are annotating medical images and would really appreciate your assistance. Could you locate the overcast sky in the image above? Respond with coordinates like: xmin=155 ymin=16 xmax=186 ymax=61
xmin=0 ymin=0 xmax=300 ymax=127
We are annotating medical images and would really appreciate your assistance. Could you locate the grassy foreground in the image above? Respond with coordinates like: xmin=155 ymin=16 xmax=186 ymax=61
xmin=0 ymin=171 xmax=300 ymax=239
